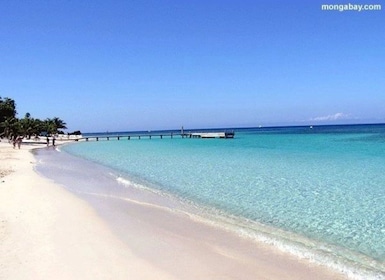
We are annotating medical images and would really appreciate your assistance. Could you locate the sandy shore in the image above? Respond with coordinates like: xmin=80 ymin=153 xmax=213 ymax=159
xmin=0 ymin=141 xmax=175 ymax=279
xmin=0 ymin=141 xmax=347 ymax=279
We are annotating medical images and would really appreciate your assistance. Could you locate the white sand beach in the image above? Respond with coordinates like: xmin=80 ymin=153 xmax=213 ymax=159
xmin=0 ymin=141 xmax=347 ymax=279
xmin=0 ymin=141 xmax=175 ymax=280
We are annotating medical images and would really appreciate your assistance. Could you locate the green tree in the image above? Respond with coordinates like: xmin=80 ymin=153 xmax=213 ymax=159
xmin=0 ymin=97 xmax=17 ymax=121
xmin=1 ymin=96 xmax=69 ymax=138
xmin=52 ymin=117 xmax=67 ymax=133
xmin=19 ymin=113 xmax=43 ymax=139
xmin=32 ymin=118 xmax=45 ymax=136
xmin=44 ymin=117 xmax=67 ymax=135
xmin=0 ymin=97 xmax=18 ymax=138
xmin=0 ymin=117 xmax=21 ymax=139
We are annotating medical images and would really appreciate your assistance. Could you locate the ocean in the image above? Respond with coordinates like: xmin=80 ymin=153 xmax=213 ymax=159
xmin=35 ymin=124 xmax=385 ymax=279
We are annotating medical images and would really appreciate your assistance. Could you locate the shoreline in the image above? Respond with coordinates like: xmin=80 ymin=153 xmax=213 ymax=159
xmin=0 ymin=141 xmax=175 ymax=279
xmin=0 ymin=141 xmax=347 ymax=279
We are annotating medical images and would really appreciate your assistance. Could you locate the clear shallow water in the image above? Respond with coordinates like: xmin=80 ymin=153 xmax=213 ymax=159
xmin=60 ymin=124 xmax=385 ymax=278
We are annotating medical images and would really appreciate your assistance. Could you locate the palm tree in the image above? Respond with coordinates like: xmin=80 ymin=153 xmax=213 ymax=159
xmin=44 ymin=117 xmax=67 ymax=135
xmin=19 ymin=113 xmax=34 ymax=139
xmin=52 ymin=117 xmax=67 ymax=132
xmin=0 ymin=117 xmax=20 ymax=139
xmin=1 ymin=97 xmax=69 ymax=139
xmin=0 ymin=97 xmax=18 ymax=138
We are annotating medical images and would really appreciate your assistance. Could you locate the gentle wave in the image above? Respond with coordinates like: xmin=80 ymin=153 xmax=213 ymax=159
xmin=114 ymin=173 xmax=385 ymax=280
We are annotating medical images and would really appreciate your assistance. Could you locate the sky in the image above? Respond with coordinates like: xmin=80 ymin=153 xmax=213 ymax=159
xmin=1 ymin=0 xmax=384 ymax=133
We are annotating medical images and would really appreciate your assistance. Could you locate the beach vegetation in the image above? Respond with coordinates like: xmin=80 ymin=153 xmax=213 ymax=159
xmin=0 ymin=96 xmax=68 ymax=139
xmin=44 ymin=117 xmax=67 ymax=135
xmin=0 ymin=97 xmax=18 ymax=138
xmin=0 ymin=97 xmax=17 ymax=121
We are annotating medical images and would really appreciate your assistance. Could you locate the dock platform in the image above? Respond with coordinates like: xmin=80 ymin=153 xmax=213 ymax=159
xmin=186 ymin=132 xmax=235 ymax=139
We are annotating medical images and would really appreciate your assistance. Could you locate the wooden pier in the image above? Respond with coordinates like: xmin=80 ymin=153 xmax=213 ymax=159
xmin=82 ymin=131 xmax=234 ymax=141
xmin=84 ymin=133 xmax=178 ymax=141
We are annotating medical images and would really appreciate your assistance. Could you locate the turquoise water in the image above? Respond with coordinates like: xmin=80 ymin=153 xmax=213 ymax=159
xmin=62 ymin=124 xmax=385 ymax=279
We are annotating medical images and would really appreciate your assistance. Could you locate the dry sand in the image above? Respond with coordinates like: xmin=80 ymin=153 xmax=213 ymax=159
xmin=0 ymin=140 xmax=347 ymax=279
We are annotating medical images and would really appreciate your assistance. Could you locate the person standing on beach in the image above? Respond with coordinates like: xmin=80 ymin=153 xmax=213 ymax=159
xmin=12 ymin=136 xmax=16 ymax=149
xmin=52 ymin=136 xmax=55 ymax=146
xmin=46 ymin=136 xmax=49 ymax=146
xmin=16 ymin=136 xmax=23 ymax=149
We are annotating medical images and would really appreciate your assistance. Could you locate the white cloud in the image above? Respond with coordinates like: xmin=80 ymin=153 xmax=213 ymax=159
xmin=311 ymin=112 xmax=350 ymax=122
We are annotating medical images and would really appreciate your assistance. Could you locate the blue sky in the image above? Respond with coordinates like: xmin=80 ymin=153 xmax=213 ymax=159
xmin=1 ymin=0 xmax=384 ymax=132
